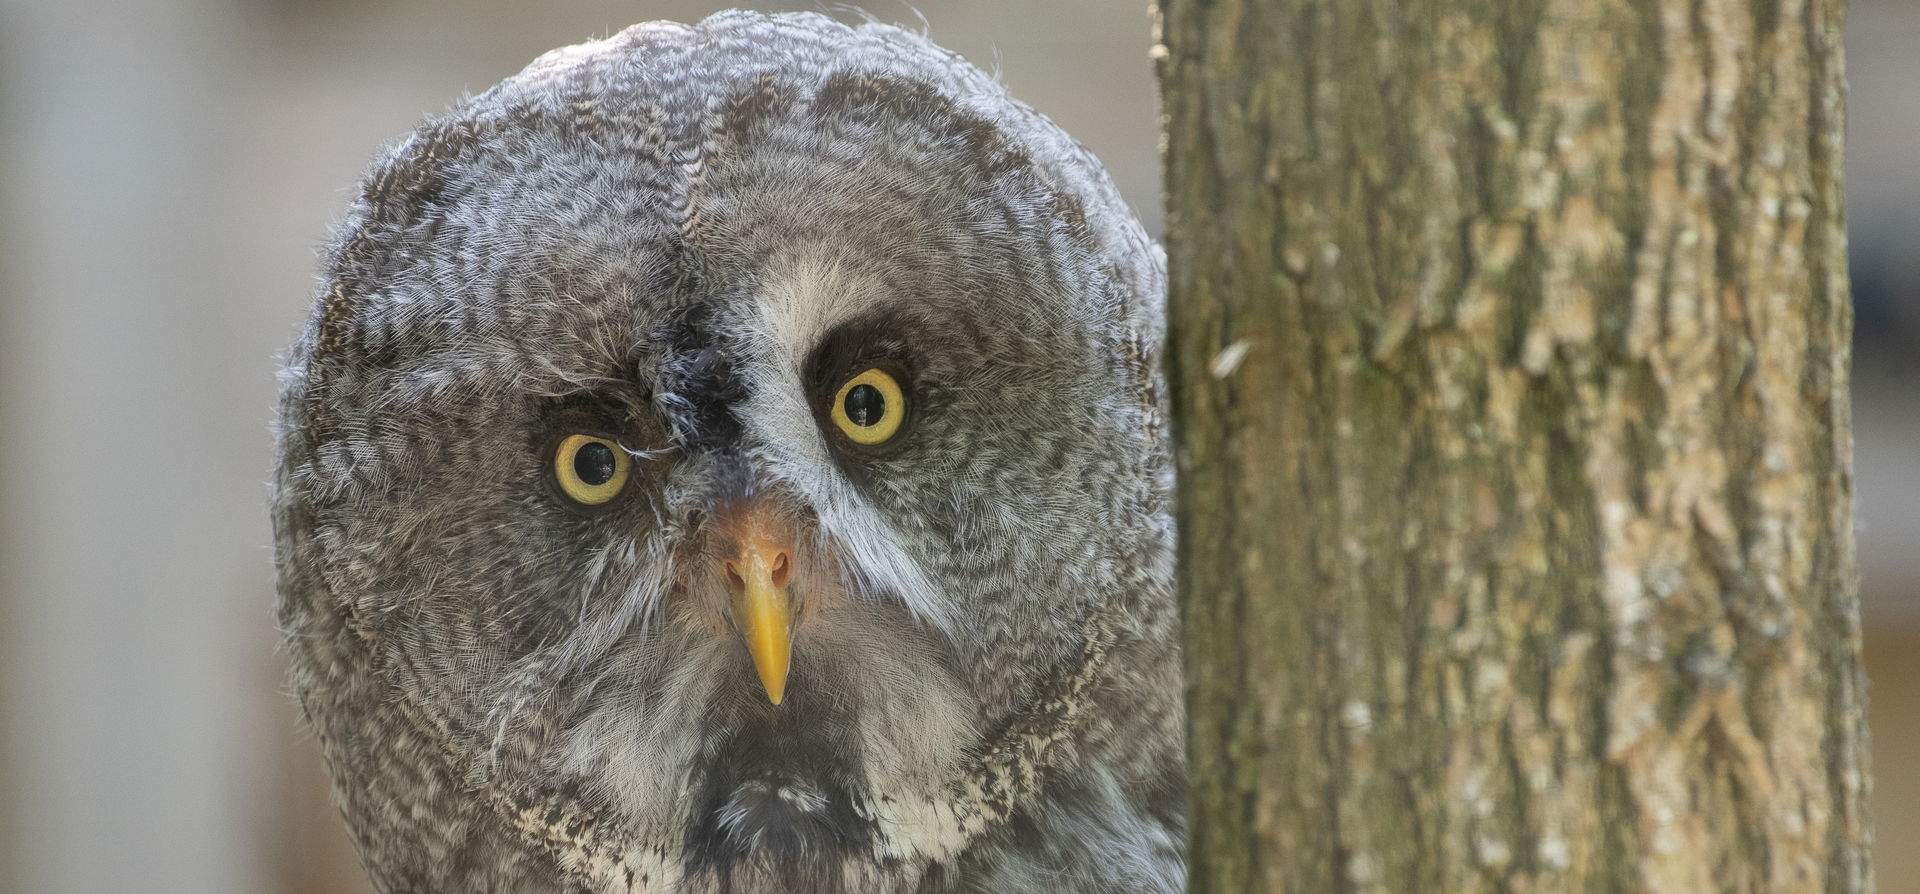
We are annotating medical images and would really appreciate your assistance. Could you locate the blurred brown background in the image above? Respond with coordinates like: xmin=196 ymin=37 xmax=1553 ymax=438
xmin=0 ymin=2 xmax=1910 ymax=892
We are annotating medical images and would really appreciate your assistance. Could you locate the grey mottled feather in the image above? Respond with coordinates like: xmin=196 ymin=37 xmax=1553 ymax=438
xmin=273 ymin=11 xmax=1182 ymax=892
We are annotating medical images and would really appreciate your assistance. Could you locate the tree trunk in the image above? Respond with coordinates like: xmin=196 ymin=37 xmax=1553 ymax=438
xmin=1158 ymin=0 xmax=1871 ymax=891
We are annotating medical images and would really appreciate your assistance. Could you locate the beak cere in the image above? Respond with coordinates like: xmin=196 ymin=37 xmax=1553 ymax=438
xmin=722 ymin=513 xmax=795 ymax=705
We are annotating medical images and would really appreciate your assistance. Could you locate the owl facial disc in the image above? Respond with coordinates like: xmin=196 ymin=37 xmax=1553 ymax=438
xmin=720 ymin=501 xmax=796 ymax=705
xmin=275 ymin=11 xmax=1185 ymax=891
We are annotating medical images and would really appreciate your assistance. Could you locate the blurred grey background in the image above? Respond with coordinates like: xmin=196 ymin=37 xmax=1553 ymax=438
xmin=0 ymin=1 xmax=1910 ymax=892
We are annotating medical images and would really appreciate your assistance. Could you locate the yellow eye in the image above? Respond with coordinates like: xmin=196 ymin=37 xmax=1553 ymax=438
xmin=552 ymin=434 xmax=631 ymax=505
xmin=829 ymin=368 xmax=907 ymax=446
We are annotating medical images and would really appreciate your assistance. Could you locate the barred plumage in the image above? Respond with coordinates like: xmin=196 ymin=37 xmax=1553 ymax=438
xmin=274 ymin=11 xmax=1182 ymax=892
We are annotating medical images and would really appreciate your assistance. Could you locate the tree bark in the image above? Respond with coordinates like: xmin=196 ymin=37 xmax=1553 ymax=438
xmin=1158 ymin=0 xmax=1871 ymax=891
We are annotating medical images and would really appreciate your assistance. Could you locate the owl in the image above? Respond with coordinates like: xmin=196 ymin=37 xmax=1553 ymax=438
xmin=273 ymin=11 xmax=1181 ymax=893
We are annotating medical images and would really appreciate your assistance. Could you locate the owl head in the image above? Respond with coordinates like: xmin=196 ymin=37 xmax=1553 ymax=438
xmin=274 ymin=11 xmax=1180 ymax=892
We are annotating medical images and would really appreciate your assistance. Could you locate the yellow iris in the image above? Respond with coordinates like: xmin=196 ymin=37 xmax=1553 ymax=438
xmin=552 ymin=434 xmax=631 ymax=505
xmin=830 ymin=368 xmax=906 ymax=446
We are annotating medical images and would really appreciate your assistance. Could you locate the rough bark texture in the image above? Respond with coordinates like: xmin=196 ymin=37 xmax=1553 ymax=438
xmin=1159 ymin=0 xmax=1871 ymax=891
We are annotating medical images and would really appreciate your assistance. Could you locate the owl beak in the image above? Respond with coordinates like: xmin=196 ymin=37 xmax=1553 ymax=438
xmin=722 ymin=526 xmax=794 ymax=706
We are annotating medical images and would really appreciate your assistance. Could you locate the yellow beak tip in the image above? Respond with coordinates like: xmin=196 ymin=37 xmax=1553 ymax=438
xmin=754 ymin=652 xmax=789 ymax=705
xmin=737 ymin=582 xmax=792 ymax=707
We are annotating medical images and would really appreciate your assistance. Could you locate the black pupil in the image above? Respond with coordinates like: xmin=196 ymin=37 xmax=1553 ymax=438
xmin=844 ymin=383 xmax=885 ymax=427
xmin=574 ymin=441 xmax=617 ymax=486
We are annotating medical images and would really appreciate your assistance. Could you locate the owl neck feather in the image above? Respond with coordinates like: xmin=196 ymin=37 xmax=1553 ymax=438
xmin=465 ymin=610 xmax=1120 ymax=891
